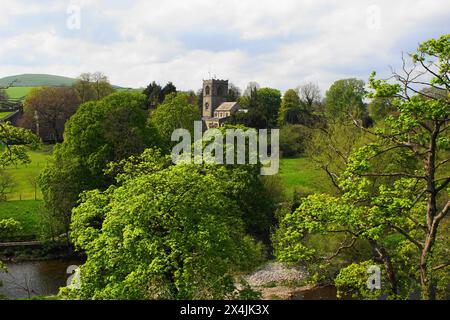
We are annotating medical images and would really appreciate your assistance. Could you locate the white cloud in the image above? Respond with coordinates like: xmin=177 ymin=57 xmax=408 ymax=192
xmin=0 ymin=0 xmax=449 ymax=93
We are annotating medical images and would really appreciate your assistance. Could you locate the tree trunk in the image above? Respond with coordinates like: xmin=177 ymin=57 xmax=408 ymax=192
xmin=420 ymin=124 xmax=439 ymax=300
xmin=370 ymin=240 xmax=398 ymax=295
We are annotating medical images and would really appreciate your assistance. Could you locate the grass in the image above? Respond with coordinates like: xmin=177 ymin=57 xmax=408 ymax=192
xmin=0 ymin=200 xmax=43 ymax=241
xmin=0 ymin=112 xmax=13 ymax=119
xmin=0 ymin=147 xmax=53 ymax=241
xmin=5 ymin=86 xmax=35 ymax=100
xmin=278 ymin=156 xmax=335 ymax=197
xmin=3 ymin=146 xmax=53 ymax=201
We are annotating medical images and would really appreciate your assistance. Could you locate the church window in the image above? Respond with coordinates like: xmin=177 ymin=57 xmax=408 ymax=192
xmin=205 ymin=86 xmax=210 ymax=95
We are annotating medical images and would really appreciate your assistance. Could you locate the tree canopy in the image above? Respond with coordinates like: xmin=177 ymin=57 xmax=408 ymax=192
xmin=61 ymin=149 xmax=264 ymax=299
xmin=39 ymin=91 xmax=159 ymax=233
xmin=150 ymin=92 xmax=200 ymax=149
xmin=274 ymin=34 xmax=450 ymax=300
xmin=22 ymin=86 xmax=80 ymax=143
xmin=325 ymin=78 xmax=366 ymax=120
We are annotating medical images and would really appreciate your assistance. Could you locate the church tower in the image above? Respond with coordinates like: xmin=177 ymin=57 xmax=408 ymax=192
xmin=202 ymin=79 xmax=228 ymax=118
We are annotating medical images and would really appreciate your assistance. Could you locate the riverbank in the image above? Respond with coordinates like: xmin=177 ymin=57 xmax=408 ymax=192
xmin=0 ymin=241 xmax=82 ymax=263
xmin=243 ymin=261 xmax=339 ymax=300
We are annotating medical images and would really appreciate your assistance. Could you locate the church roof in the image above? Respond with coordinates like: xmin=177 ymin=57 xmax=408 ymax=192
xmin=215 ymin=102 xmax=239 ymax=111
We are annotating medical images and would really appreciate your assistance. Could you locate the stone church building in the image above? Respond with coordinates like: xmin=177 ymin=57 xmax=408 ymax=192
xmin=202 ymin=79 xmax=241 ymax=129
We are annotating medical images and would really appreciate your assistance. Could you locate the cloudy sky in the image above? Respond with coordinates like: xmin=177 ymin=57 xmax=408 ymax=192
xmin=1 ymin=0 xmax=449 ymax=92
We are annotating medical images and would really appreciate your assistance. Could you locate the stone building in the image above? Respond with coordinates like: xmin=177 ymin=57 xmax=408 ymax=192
xmin=201 ymin=79 xmax=240 ymax=129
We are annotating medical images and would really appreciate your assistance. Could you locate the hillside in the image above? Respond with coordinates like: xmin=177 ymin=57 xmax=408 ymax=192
xmin=0 ymin=74 xmax=126 ymax=100
xmin=0 ymin=74 xmax=77 ymax=87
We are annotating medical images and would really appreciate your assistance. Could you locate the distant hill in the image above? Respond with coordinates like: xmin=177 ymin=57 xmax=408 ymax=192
xmin=0 ymin=74 xmax=77 ymax=87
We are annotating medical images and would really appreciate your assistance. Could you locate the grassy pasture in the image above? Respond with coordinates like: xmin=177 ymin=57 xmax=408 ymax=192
xmin=2 ymin=146 xmax=53 ymax=201
xmin=0 ymin=112 xmax=13 ymax=119
xmin=0 ymin=200 xmax=43 ymax=241
xmin=5 ymin=86 xmax=35 ymax=100
xmin=278 ymin=156 xmax=335 ymax=197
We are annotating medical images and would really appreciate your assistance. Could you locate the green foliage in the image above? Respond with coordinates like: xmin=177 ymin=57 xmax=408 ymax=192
xmin=72 ymin=72 xmax=115 ymax=103
xmin=231 ymin=87 xmax=280 ymax=129
xmin=39 ymin=91 xmax=159 ymax=233
xmin=63 ymin=149 xmax=264 ymax=299
xmin=279 ymin=124 xmax=311 ymax=156
xmin=0 ymin=200 xmax=42 ymax=241
xmin=278 ymin=89 xmax=302 ymax=125
xmin=274 ymin=35 xmax=450 ymax=300
xmin=335 ymin=261 xmax=385 ymax=300
xmin=305 ymin=121 xmax=372 ymax=196
xmin=0 ymin=217 xmax=22 ymax=239
xmin=0 ymin=122 xmax=41 ymax=167
xmin=256 ymin=88 xmax=281 ymax=127
xmin=411 ymin=34 xmax=450 ymax=87
xmin=143 ymin=81 xmax=177 ymax=108
xmin=325 ymin=78 xmax=366 ymax=120
xmin=368 ymin=97 xmax=396 ymax=121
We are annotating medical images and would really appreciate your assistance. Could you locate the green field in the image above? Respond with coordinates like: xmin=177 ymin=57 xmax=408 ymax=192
xmin=279 ymin=156 xmax=335 ymax=196
xmin=0 ymin=111 xmax=13 ymax=119
xmin=0 ymin=200 xmax=43 ymax=241
xmin=5 ymin=86 xmax=35 ymax=100
xmin=3 ymin=147 xmax=53 ymax=201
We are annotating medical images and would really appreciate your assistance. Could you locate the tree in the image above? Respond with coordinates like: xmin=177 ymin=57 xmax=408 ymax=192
xmin=243 ymin=82 xmax=260 ymax=97
xmin=325 ymin=78 xmax=366 ymax=120
xmin=143 ymin=81 xmax=177 ymax=108
xmin=0 ymin=122 xmax=40 ymax=167
xmin=230 ymin=107 xmax=268 ymax=129
xmin=143 ymin=81 xmax=162 ymax=108
xmin=0 ymin=89 xmax=7 ymax=103
xmin=274 ymin=35 xmax=450 ymax=300
xmin=39 ymin=92 xmax=159 ymax=234
xmin=227 ymin=83 xmax=241 ymax=101
xmin=73 ymin=73 xmax=95 ymax=103
xmin=0 ymin=170 xmax=14 ymax=201
xmin=196 ymin=88 xmax=203 ymax=113
xmin=279 ymin=124 xmax=311 ymax=157
xmin=91 ymin=72 xmax=115 ymax=100
xmin=297 ymin=82 xmax=322 ymax=125
xmin=278 ymin=89 xmax=301 ymax=125
xmin=161 ymin=82 xmax=177 ymax=101
xmin=368 ymin=96 xmax=395 ymax=122
xmin=22 ymin=87 xmax=80 ymax=143
xmin=306 ymin=121 xmax=371 ymax=192
xmin=231 ymin=87 xmax=280 ymax=129
xmin=150 ymin=92 xmax=200 ymax=149
xmin=257 ymin=88 xmax=281 ymax=127
xmin=231 ymin=87 xmax=266 ymax=128
xmin=298 ymin=82 xmax=321 ymax=111
xmin=0 ymin=108 xmax=39 ymax=278
xmin=0 ymin=82 xmax=21 ymax=109
xmin=73 ymin=72 xmax=114 ymax=103
xmin=61 ymin=149 xmax=264 ymax=299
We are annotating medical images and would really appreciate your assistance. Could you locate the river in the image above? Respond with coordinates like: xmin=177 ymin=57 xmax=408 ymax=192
xmin=0 ymin=260 xmax=340 ymax=300
xmin=0 ymin=259 xmax=82 ymax=299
